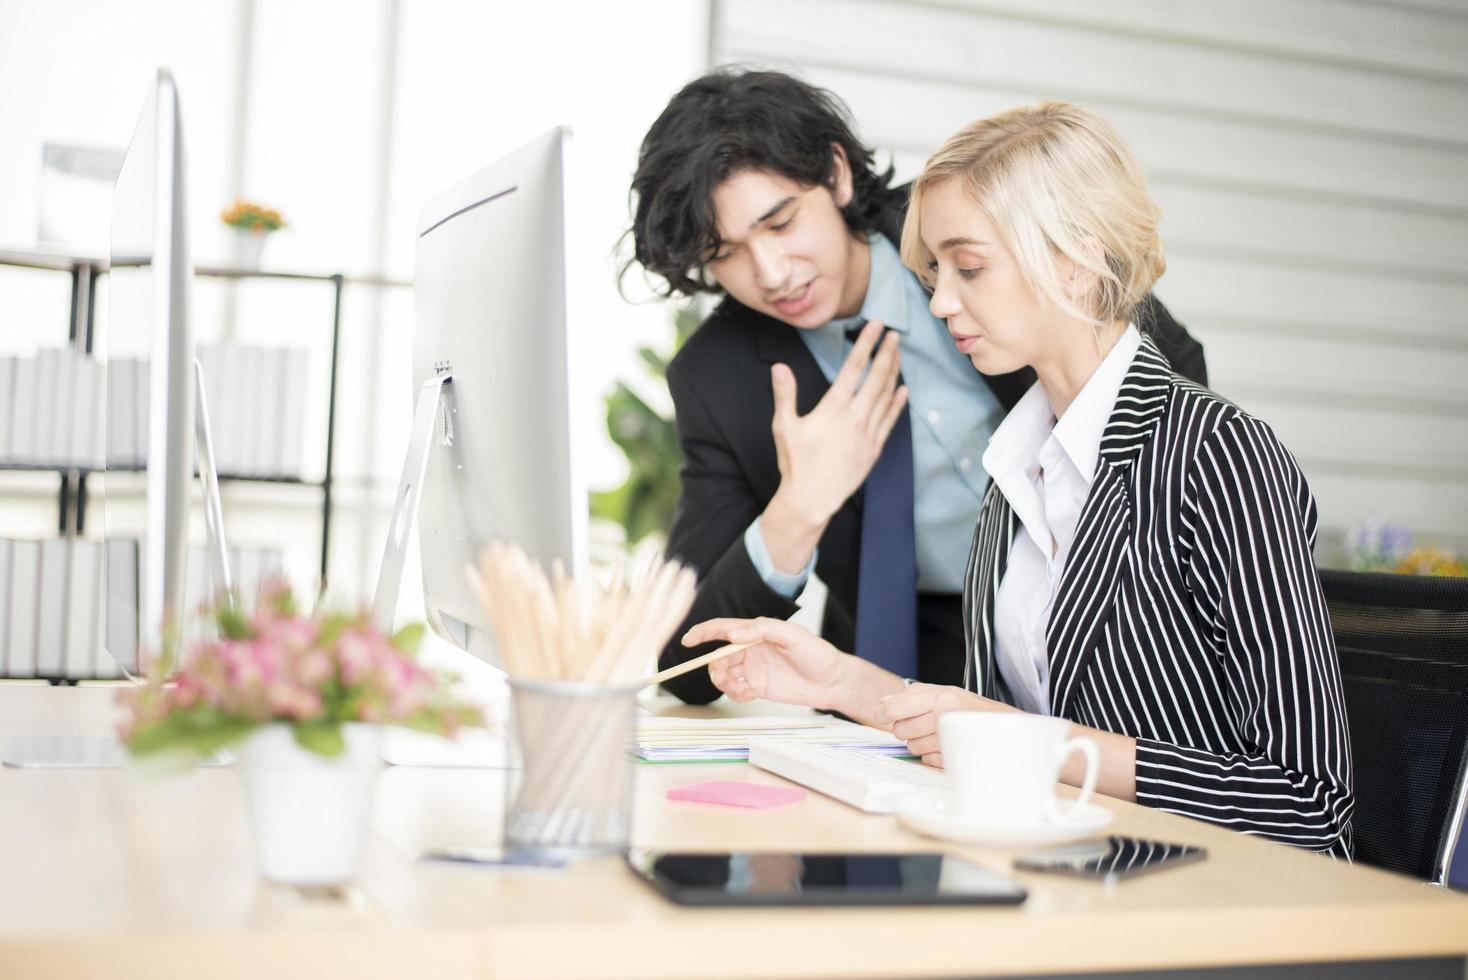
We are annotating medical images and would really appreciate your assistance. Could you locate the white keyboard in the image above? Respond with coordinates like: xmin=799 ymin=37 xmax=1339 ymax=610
xmin=747 ymin=738 xmax=947 ymax=813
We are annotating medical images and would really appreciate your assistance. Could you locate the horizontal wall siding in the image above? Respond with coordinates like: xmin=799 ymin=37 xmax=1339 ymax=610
xmin=713 ymin=0 xmax=1468 ymax=558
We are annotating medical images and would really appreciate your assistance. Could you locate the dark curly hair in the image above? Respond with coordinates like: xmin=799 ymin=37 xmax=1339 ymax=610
xmin=625 ymin=68 xmax=899 ymax=299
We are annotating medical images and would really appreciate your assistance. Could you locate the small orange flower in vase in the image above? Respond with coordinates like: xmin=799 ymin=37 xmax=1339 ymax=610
xmin=221 ymin=199 xmax=286 ymax=269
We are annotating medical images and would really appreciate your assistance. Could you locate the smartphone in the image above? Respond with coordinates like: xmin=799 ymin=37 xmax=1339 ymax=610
xmin=627 ymin=850 xmax=1028 ymax=907
xmin=1013 ymin=836 xmax=1206 ymax=882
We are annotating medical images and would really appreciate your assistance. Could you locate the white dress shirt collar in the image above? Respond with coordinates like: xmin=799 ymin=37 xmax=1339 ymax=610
xmin=982 ymin=324 xmax=1142 ymax=716
xmin=982 ymin=325 xmax=1142 ymax=518
xmin=1052 ymin=325 xmax=1142 ymax=488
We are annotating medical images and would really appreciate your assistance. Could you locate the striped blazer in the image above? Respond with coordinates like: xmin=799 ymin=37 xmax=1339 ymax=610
xmin=962 ymin=336 xmax=1354 ymax=857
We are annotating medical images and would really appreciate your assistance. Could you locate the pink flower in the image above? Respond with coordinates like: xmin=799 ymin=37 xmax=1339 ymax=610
xmin=338 ymin=632 xmax=370 ymax=685
xmin=297 ymin=649 xmax=334 ymax=686
xmin=388 ymin=686 xmax=424 ymax=720
xmin=291 ymin=688 xmax=323 ymax=720
xmin=251 ymin=640 xmax=287 ymax=683
xmin=266 ymin=680 xmax=295 ymax=714
xmin=117 ymin=579 xmax=482 ymax=756
xmin=168 ymin=675 xmax=203 ymax=712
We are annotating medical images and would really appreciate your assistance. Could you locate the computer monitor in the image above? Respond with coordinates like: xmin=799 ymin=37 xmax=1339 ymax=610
xmin=0 ymin=69 xmax=227 ymax=768
xmin=102 ymin=68 xmax=206 ymax=674
xmin=385 ymin=127 xmax=589 ymax=667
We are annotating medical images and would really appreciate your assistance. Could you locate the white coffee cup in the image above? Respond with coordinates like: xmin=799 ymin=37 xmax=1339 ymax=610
xmin=938 ymin=712 xmax=1099 ymax=827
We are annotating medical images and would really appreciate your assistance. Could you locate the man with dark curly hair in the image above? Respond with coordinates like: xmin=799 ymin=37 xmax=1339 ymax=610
xmin=626 ymin=69 xmax=1207 ymax=704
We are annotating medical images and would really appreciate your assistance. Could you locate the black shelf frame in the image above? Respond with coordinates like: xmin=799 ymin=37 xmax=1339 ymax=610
xmin=0 ymin=250 xmax=408 ymax=584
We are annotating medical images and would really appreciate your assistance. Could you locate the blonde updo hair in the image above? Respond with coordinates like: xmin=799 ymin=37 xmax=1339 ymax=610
xmin=900 ymin=101 xmax=1165 ymax=329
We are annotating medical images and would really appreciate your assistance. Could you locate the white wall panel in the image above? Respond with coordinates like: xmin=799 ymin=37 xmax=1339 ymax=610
xmin=713 ymin=0 xmax=1468 ymax=558
xmin=936 ymin=0 xmax=1468 ymax=79
xmin=719 ymin=0 xmax=1468 ymax=144
xmin=832 ymin=67 xmax=1468 ymax=212
xmin=1157 ymin=256 xmax=1466 ymax=342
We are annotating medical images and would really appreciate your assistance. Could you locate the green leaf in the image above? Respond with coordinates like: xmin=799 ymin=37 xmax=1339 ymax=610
xmin=400 ymin=710 xmax=447 ymax=737
xmin=638 ymin=347 xmax=669 ymax=376
xmin=392 ymin=622 xmax=426 ymax=656
xmin=586 ymin=304 xmax=693 ymax=546
xmin=216 ymin=601 xmax=255 ymax=640
xmin=590 ymin=484 xmax=631 ymax=525
xmin=673 ymin=307 xmax=701 ymax=346
xmin=269 ymin=587 xmax=298 ymax=618
xmin=125 ymin=708 xmax=258 ymax=759
xmin=316 ymin=612 xmax=349 ymax=650
xmin=293 ymin=721 xmax=346 ymax=757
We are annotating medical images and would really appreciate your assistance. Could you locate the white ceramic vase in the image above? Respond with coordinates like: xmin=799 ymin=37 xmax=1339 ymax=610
xmin=234 ymin=722 xmax=383 ymax=886
xmin=231 ymin=227 xmax=266 ymax=270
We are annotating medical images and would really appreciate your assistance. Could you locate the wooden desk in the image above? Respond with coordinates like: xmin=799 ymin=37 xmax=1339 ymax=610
xmin=1 ymin=683 xmax=1465 ymax=979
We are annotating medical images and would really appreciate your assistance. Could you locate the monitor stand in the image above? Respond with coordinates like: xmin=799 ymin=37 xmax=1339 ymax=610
xmin=2 ymin=359 xmax=232 ymax=769
xmin=371 ymin=373 xmax=509 ymax=768
xmin=372 ymin=372 xmax=451 ymax=634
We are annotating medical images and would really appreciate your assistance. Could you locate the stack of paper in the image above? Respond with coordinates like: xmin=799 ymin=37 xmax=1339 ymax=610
xmin=631 ymin=716 xmax=906 ymax=763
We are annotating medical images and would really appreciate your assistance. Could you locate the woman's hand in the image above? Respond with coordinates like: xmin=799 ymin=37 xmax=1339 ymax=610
xmin=874 ymin=683 xmax=1018 ymax=768
xmin=681 ymin=617 xmax=848 ymax=711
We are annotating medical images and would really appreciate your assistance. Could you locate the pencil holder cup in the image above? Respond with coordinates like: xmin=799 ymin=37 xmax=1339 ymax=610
xmin=504 ymin=678 xmax=639 ymax=859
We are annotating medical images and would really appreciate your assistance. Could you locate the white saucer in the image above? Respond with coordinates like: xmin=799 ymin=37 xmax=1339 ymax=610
xmin=895 ymin=795 xmax=1113 ymax=847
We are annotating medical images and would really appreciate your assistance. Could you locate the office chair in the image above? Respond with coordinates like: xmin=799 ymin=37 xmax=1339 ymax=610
xmin=1320 ymin=568 xmax=1468 ymax=887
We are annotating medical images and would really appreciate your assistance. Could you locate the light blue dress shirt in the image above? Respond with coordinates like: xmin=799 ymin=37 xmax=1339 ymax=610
xmin=744 ymin=233 xmax=1004 ymax=596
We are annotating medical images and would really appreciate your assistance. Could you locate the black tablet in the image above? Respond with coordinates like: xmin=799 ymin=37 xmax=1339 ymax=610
xmin=627 ymin=850 xmax=1027 ymax=907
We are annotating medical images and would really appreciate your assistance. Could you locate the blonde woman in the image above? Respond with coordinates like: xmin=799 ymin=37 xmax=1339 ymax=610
xmin=683 ymin=102 xmax=1353 ymax=856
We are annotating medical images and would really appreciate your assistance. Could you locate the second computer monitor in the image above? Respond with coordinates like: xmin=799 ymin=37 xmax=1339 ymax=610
xmin=104 ymin=68 xmax=197 ymax=675
xmin=411 ymin=127 xmax=589 ymax=666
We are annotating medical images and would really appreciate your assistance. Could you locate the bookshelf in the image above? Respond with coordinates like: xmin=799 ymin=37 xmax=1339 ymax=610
xmin=0 ymin=248 xmax=409 ymax=582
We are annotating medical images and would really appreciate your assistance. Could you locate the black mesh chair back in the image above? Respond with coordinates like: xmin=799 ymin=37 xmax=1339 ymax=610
xmin=1320 ymin=569 xmax=1468 ymax=885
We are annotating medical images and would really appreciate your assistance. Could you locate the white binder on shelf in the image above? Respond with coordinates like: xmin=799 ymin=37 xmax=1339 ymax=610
xmin=196 ymin=344 xmax=219 ymax=474
xmin=258 ymin=346 xmax=285 ymax=477
xmin=185 ymin=543 xmax=209 ymax=617
xmin=55 ymin=350 xmax=78 ymax=468
xmin=34 ymin=349 xmax=60 ymax=466
xmin=234 ymin=546 xmax=261 ymax=602
xmin=65 ymin=539 xmax=101 ymax=680
xmin=214 ymin=342 xmax=241 ymax=476
xmin=103 ymin=538 xmax=138 ymax=677
xmin=11 ymin=356 xmax=38 ymax=463
xmin=69 ymin=357 xmax=100 ymax=470
xmin=134 ymin=358 xmax=151 ymax=467
xmin=280 ymin=347 xmax=309 ymax=480
xmin=6 ymin=539 xmax=40 ymax=678
xmin=0 ymin=539 xmax=11 ymax=673
xmin=241 ymin=345 xmax=265 ymax=477
xmin=0 ymin=355 xmax=15 ymax=462
xmin=259 ymin=546 xmax=284 ymax=584
xmin=34 ymin=537 xmax=68 ymax=677
xmin=106 ymin=358 xmax=136 ymax=469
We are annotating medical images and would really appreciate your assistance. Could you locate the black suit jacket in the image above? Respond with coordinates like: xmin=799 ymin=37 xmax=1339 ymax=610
xmin=962 ymin=335 xmax=1351 ymax=855
xmin=658 ymin=192 xmax=1208 ymax=703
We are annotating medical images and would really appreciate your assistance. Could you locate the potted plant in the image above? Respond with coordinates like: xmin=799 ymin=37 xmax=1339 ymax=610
xmin=589 ymin=306 xmax=700 ymax=545
xmin=117 ymin=580 xmax=484 ymax=886
xmin=220 ymin=199 xmax=286 ymax=270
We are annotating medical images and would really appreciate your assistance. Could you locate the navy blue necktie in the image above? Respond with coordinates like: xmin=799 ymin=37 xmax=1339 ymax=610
xmin=847 ymin=326 xmax=918 ymax=680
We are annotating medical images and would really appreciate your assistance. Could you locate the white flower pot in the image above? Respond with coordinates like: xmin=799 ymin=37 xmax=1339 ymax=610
xmin=231 ymin=227 xmax=267 ymax=270
xmin=234 ymin=722 xmax=383 ymax=886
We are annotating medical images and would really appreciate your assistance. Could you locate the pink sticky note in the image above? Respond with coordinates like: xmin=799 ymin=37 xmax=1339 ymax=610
xmin=667 ymin=780 xmax=806 ymax=809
